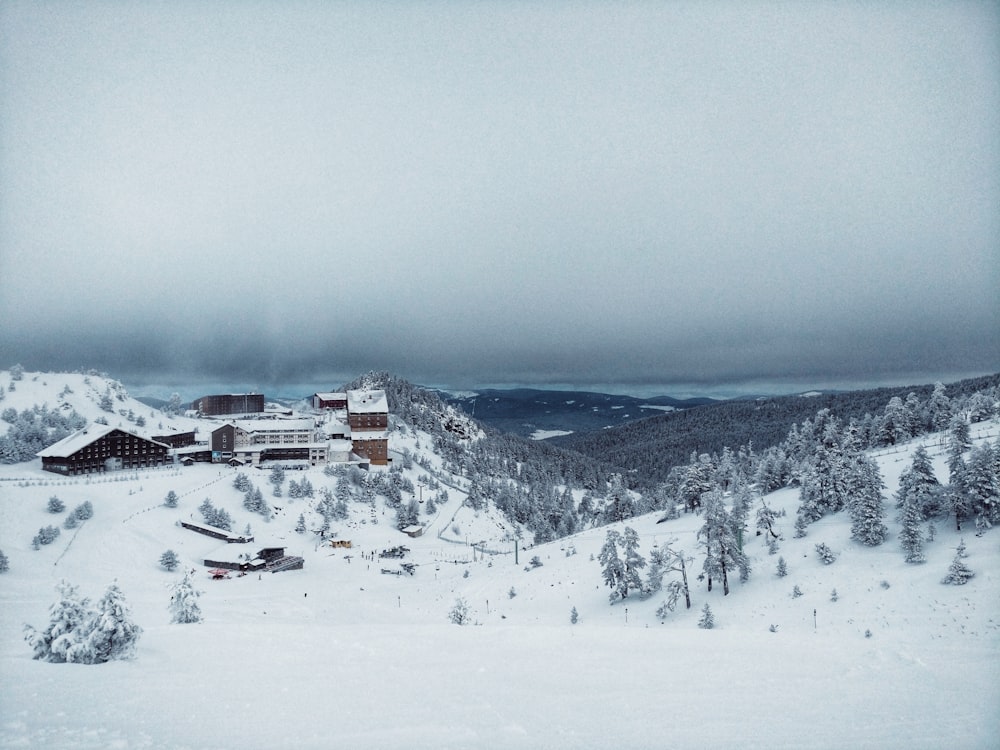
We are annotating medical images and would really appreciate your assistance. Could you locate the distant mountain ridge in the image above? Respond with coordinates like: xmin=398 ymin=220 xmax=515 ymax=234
xmin=441 ymin=387 xmax=717 ymax=439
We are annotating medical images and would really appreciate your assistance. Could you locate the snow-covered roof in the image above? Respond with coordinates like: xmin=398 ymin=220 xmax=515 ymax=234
xmin=315 ymin=392 xmax=346 ymax=400
xmin=347 ymin=389 xmax=388 ymax=414
xmin=37 ymin=424 xmax=170 ymax=458
xmin=351 ymin=430 xmax=389 ymax=440
xmin=231 ymin=418 xmax=316 ymax=433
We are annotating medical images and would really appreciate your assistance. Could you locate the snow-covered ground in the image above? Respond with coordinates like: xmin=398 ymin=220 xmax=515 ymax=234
xmin=1 ymin=372 xmax=998 ymax=749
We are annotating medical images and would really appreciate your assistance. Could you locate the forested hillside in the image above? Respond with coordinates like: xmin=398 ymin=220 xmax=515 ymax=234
xmin=550 ymin=373 xmax=1000 ymax=488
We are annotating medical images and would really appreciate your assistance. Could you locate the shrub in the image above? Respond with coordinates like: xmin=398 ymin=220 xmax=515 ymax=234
xmin=814 ymin=543 xmax=837 ymax=565
xmin=47 ymin=496 xmax=65 ymax=513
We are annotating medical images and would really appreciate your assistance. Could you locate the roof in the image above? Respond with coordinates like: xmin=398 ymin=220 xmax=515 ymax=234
xmin=37 ymin=424 xmax=170 ymax=458
xmin=230 ymin=418 xmax=316 ymax=433
xmin=314 ymin=392 xmax=346 ymax=400
xmin=347 ymin=389 xmax=388 ymax=414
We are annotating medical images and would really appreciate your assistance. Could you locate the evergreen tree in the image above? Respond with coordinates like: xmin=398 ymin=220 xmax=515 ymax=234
xmin=163 ymin=490 xmax=179 ymax=508
xmin=698 ymin=603 xmax=715 ymax=629
xmin=598 ymin=529 xmax=627 ymax=603
xmin=698 ymin=490 xmax=739 ymax=594
xmin=847 ymin=454 xmax=888 ymax=546
xmin=295 ymin=514 xmax=307 ymax=534
xmin=448 ymin=597 xmax=471 ymax=625
xmin=776 ymin=556 xmax=788 ymax=577
xmin=570 ymin=606 xmax=579 ymax=624
xmin=620 ymin=526 xmax=646 ymax=596
xmin=946 ymin=415 xmax=973 ymax=532
xmin=47 ymin=496 xmax=65 ymax=513
xmin=898 ymin=492 xmax=926 ymax=564
xmin=927 ymin=382 xmax=952 ymax=431
xmin=75 ymin=581 xmax=141 ymax=663
xmin=169 ymin=571 xmax=204 ymax=624
xmin=23 ymin=580 xmax=92 ymax=663
xmin=965 ymin=441 xmax=999 ymax=531
xmin=73 ymin=501 xmax=94 ymax=521
xmin=895 ymin=445 xmax=944 ymax=519
xmin=159 ymin=549 xmax=180 ymax=571
xmin=0 ymin=548 xmax=8 ymax=573
xmin=232 ymin=473 xmax=252 ymax=493
xmin=941 ymin=544 xmax=974 ymax=585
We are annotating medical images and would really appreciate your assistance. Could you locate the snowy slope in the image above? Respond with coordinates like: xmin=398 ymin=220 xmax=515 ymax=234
xmin=0 ymin=372 xmax=998 ymax=749
xmin=0 ymin=368 xmax=204 ymax=439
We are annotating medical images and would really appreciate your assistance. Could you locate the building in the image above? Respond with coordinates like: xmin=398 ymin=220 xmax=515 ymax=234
xmin=192 ymin=393 xmax=265 ymax=417
xmin=38 ymin=425 xmax=170 ymax=475
xmin=347 ymin=389 xmax=390 ymax=466
xmin=313 ymin=392 xmax=347 ymax=410
xmin=210 ymin=418 xmax=327 ymax=467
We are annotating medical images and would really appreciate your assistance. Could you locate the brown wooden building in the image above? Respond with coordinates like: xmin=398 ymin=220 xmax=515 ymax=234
xmin=192 ymin=393 xmax=265 ymax=416
xmin=38 ymin=425 xmax=170 ymax=475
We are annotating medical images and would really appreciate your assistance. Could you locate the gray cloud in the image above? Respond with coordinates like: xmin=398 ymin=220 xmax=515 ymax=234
xmin=1 ymin=2 xmax=997 ymax=397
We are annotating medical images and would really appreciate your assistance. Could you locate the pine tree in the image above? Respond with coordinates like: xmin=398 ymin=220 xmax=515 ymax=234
xmin=448 ymin=597 xmax=471 ymax=625
xmin=159 ymin=549 xmax=180 ymax=571
xmin=776 ymin=557 xmax=788 ymax=577
xmin=570 ymin=606 xmax=579 ymax=624
xmin=698 ymin=490 xmax=738 ymax=595
xmin=941 ymin=544 xmax=974 ymax=585
xmin=698 ymin=603 xmax=715 ymax=629
xmin=898 ymin=491 xmax=926 ymax=564
xmin=0 ymin=548 xmax=8 ymax=573
xmin=47 ymin=496 xmax=65 ymax=513
xmin=847 ymin=454 xmax=888 ymax=546
xmin=895 ymin=445 xmax=943 ymax=520
xmin=75 ymin=581 xmax=141 ymax=663
xmin=169 ymin=571 xmax=204 ymax=624
xmin=965 ymin=441 xmax=999 ymax=531
xmin=163 ymin=490 xmax=179 ymax=508
xmin=295 ymin=514 xmax=307 ymax=534
xmin=598 ymin=529 xmax=627 ymax=603
xmin=23 ymin=580 xmax=92 ymax=663
xmin=73 ymin=501 xmax=94 ymax=521
xmin=620 ymin=526 xmax=646 ymax=595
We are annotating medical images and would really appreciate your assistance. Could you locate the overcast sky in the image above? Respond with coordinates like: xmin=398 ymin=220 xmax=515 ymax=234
xmin=1 ymin=2 xmax=998 ymax=398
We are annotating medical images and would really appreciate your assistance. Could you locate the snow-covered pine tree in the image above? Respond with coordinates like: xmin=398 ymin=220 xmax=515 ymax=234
xmin=448 ymin=597 xmax=471 ymax=625
xmin=570 ymin=606 xmax=579 ymax=624
xmin=159 ymin=549 xmax=179 ymax=571
xmin=776 ymin=556 xmax=788 ymax=577
xmin=965 ymin=441 xmax=999 ymax=531
xmin=847 ymin=454 xmax=888 ymax=546
xmin=698 ymin=490 xmax=738 ymax=595
xmin=47 ymin=496 xmax=65 ymax=513
xmin=620 ymin=526 xmax=646 ymax=593
xmin=941 ymin=543 xmax=974 ymax=585
xmin=814 ymin=543 xmax=837 ymax=564
xmin=232 ymin=473 xmax=252 ymax=493
xmin=598 ymin=529 xmax=627 ymax=603
xmin=169 ymin=571 xmax=204 ymax=624
xmin=698 ymin=603 xmax=715 ymax=629
xmin=295 ymin=514 xmax=306 ymax=534
xmin=163 ymin=490 xmax=179 ymax=508
xmin=73 ymin=501 xmax=93 ymax=521
xmin=0 ymin=548 xmax=8 ymax=572
xmin=73 ymin=581 xmax=141 ymax=663
xmin=23 ymin=580 xmax=93 ymax=663
xmin=898 ymin=490 xmax=926 ymax=564
xmin=895 ymin=445 xmax=944 ymax=520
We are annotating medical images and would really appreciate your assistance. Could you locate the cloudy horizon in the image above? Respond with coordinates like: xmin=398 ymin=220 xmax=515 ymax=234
xmin=1 ymin=2 xmax=997 ymax=400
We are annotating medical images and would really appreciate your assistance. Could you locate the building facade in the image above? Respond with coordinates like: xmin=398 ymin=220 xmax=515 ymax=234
xmin=192 ymin=393 xmax=265 ymax=416
xmin=38 ymin=425 xmax=170 ymax=475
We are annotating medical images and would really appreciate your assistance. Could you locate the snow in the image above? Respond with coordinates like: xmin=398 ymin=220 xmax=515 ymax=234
xmin=1 ymin=370 xmax=998 ymax=748
xmin=638 ymin=404 xmax=676 ymax=412
xmin=530 ymin=429 xmax=574 ymax=440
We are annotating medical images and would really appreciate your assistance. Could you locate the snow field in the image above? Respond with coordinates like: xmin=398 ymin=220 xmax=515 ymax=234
xmin=0 ymin=375 xmax=998 ymax=748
